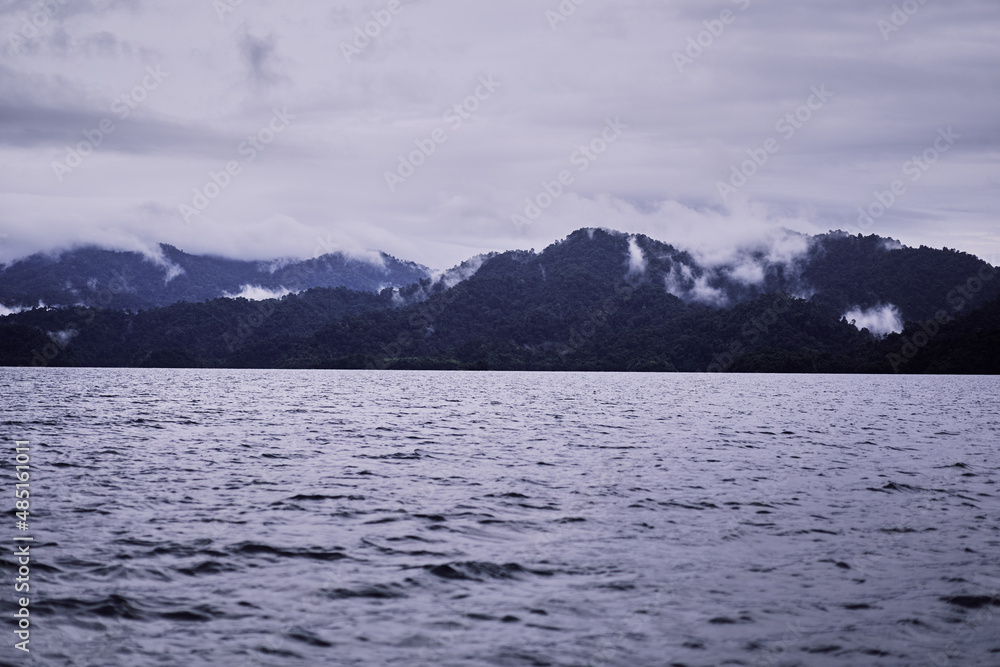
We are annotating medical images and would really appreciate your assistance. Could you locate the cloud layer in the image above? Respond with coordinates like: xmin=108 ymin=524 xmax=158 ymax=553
xmin=1 ymin=0 xmax=998 ymax=269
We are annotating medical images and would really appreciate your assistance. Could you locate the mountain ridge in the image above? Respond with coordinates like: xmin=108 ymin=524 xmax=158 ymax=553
xmin=1 ymin=227 xmax=997 ymax=372
xmin=0 ymin=243 xmax=430 ymax=311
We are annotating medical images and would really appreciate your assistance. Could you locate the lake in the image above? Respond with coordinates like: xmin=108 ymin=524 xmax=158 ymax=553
xmin=1 ymin=369 xmax=998 ymax=666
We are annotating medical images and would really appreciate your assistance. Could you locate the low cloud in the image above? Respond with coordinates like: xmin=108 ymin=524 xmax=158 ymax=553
xmin=223 ymin=284 xmax=292 ymax=301
xmin=47 ymin=328 xmax=78 ymax=347
xmin=664 ymin=263 xmax=690 ymax=301
xmin=626 ymin=236 xmax=647 ymax=277
xmin=663 ymin=262 xmax=728 ymax=307
xmin=845 ymin=304 xmax=904 ymax=336
xmin=690 ymin=275 xmax=729 ymax=307
xmin=0 ymin=303 xmax=29 ymax=316
xmin=692 ymin=228 xmax=812 ymax=283
xmin=431 ymin=254 xmax=488 ymax=289
xmin=145 ymin=246 xmax=185 ymax=283
xmin=726 ymin=261 xmax=765 ymax=286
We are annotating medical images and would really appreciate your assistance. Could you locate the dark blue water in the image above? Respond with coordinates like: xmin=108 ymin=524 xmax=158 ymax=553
xmin=1 ymin=369 xmax=998 ymax=666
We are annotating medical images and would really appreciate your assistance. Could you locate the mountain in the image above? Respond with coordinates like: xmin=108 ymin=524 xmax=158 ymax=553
xmin=875 ymin=293 xmax=1000 ymax=375
xmin=0 ymin=244 xmax=430 ymax=311
xmin=265 ymin=229 xmax=996 ymax=371
xmin=1 ymin=228 xmax=997 ymax=372
xmin=0 ymin=286 xmax=395 ymax=368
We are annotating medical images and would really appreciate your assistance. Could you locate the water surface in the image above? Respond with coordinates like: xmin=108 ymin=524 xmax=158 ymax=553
xmin=1 ymin=370 xmax=998 ymax=666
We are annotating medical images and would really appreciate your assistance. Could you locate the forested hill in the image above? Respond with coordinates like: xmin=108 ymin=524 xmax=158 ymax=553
xmin=0 ymin=228 xmax=997 ymax=372
xmin=0 ymin=244 xmax=429 ymax=310
xmin=800 ymin=233 xmax=997 ymax=323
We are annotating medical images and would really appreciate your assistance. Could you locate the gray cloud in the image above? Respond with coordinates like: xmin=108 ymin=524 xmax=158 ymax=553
xmin=0 ymin=0 xmax=997 ymax=269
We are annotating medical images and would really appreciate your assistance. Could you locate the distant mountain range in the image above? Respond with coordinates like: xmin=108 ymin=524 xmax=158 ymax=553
xmin=0 ymin=244 xmax=429 ymax=311
xmin=1 ymin=228 xmax=997 ymax=373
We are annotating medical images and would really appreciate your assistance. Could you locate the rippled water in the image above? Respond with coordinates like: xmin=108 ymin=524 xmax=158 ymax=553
xmin=1 ymin=369 xmax=999 ymax=666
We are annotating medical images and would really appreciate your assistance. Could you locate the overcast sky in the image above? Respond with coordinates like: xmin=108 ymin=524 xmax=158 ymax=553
xmin=1 ymin=0 xmax=998 ymax=269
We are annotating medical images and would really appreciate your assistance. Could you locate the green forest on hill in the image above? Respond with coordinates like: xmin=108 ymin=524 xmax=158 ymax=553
xmin=1 ymin=229 xmax=997 ymax=373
